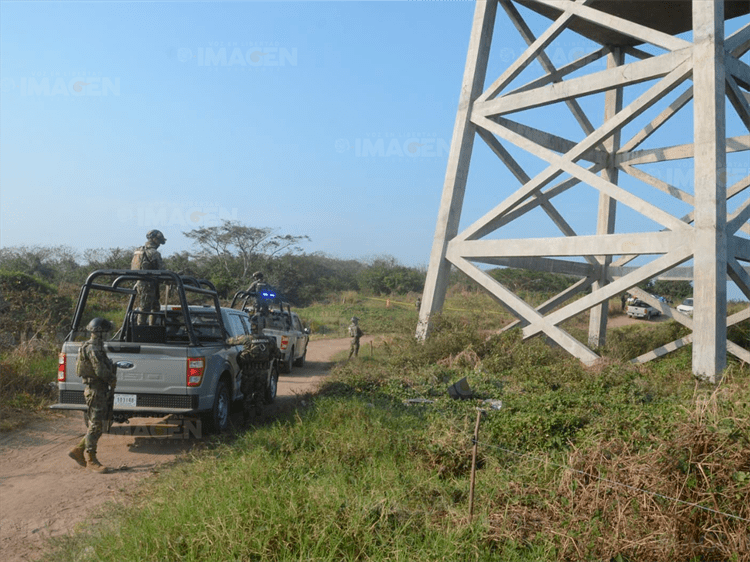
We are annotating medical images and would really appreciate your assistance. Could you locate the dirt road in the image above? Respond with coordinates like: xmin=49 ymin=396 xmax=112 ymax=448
xmin=0 ymin=336 xmax=370 ymax=562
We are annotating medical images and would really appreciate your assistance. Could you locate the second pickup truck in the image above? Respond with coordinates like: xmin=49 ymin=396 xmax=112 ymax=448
xmin=230 ymin=286 xmax=310 ymax=373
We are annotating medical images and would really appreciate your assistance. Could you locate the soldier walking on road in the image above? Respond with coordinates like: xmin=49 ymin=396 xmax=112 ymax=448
xmin=348 ymin=316 xmax=364 ymax=359
xmin=68 ymin=318 xmax=117 ymax=473
xmin=131 ymin=230 xmax=166 ymax=325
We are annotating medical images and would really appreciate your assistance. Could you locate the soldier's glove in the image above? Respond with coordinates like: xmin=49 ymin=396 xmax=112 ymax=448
xmin=110 ymin=381 xmax=117 ymax=391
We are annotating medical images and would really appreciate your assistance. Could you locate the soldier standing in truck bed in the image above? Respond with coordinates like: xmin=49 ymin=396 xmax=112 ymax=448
xmin=247 ymin=271 xmax=264 ymax=293
xmin=131 ymin=230 xmax=166 ymax=325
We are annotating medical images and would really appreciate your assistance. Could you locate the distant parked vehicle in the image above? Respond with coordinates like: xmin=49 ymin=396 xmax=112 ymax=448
xmin=627 ymin=299 xmax=661 ymax=320
xmin=677 ymin=298 xmax=694 ymax=316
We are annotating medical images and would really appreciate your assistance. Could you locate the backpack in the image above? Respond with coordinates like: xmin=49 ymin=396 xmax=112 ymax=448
xmin=131 ymin=246 xmax=146 ymax=269
xmin=76 ymin=345 xmax=96 ymax=382
xmin=238 ymin=337 xmax=275 ymax=369
xmin=131 ymin=246 xmax=157 ymax=270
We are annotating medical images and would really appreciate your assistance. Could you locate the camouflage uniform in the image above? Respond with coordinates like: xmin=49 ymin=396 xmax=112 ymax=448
xmin=348 ymin=317 xmax=363 ymax=359
xmin=78 ymin=337 xmax=117 ymax=451
xmin=228 ymin=334 xmax=279 ymax=419
xmin=247 ymin=271 xmax=264 ymax=294
xmin=69 ymin=318 xmax=117 ymax=472
xmin=132 ymin=231 xmax=166 ymax=325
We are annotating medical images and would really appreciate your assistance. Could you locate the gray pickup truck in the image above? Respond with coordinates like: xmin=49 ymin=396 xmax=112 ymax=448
xmin=230 ymin=285 xmax=310 ymax=373
xmin=52 ymin=270 xmax=278 ymax=433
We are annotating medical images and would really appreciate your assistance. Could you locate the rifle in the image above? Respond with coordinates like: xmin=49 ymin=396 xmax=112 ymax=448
xmin=104 ymin=365 xmax=117 ymax=433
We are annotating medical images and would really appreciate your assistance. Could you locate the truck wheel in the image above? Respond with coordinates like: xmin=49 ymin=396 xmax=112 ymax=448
xmin=264 ymin=364 xmax=279 ymax=404
xmin=204 ymin=380 xmax=230 ymax=434
xmin=293 ymin=348 xmax=306 ymax=368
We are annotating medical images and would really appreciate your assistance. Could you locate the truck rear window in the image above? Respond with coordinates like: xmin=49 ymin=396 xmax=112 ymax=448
xmin=188 ymin=311 xmax=224 ymax=342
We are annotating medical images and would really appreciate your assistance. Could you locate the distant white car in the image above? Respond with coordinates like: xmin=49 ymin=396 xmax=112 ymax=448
xmin=677 ymin=298 xmax=694 ymax=316
xmin=627 ymin=299 xmax=661 ymax=320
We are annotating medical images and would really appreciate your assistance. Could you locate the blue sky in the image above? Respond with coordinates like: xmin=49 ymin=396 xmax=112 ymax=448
xmin=1 ymin=1 xmax=748 ymax=298
xmin=1 ymin=0 xmax=476 ymax=265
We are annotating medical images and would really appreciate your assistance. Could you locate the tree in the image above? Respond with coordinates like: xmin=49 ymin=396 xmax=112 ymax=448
xmin=165 ymin=251 xmax=202 ymax=278
xmin=83 ymin=247 xmax=133 ymax=271
xmin=358 ymin=256 xmax=425 ymax=296
xmin=183 ymin=220 xmax=310 ymax=288
xmin=649 ymin=280 xmax=693 ymax=302
xmin=0 ymin=245 xmax=81 ymax=283
xmin=263 ymin=252 xmax=363 ymax=306
xmin=0 ymin=271 xmax=72 ymax=345
xmin=489 ymin=267 xmax=579 ymax=296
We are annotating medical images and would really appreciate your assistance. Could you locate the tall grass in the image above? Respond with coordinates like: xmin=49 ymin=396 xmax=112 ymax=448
xmin=302 ymin=291 xmax=514 ymax=338
xmin=51 ymin=401 xmax=493 ymax=562
xmin=0 ymin=344 xmax=58 ymax=431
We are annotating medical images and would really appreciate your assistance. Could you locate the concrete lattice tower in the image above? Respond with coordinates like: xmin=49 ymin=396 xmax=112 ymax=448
xmin=417 ymin=0 xmax=750 ymax=382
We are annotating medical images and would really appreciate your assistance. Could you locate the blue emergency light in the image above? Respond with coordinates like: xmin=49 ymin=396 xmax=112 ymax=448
xmin=260 ymin=290 xmax=276 ymax=299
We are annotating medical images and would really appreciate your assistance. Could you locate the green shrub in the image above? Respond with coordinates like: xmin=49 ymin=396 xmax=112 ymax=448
xmin=0 ymin=350 xmax=58 ymax=431
xmin=0 ymin=270 xmax=72 ymax=346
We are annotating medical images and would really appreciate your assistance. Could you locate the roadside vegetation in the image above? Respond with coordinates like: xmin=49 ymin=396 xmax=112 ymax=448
xmin=45 ymin=297 xmax=749 ymax=562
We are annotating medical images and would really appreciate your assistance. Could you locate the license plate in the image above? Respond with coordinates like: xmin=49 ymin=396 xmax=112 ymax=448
xmin=114 ymin=394 xmax=137 ymax=408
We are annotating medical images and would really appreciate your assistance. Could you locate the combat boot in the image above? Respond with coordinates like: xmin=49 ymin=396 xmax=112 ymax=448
xmin=68 ymin=444 xmax=86 ymax=467
xmin=86 ymin=451 xmax=109 ymax=473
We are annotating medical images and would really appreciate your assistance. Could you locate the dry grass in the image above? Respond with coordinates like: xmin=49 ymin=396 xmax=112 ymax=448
xmin=437 ymin=347 xmax=482 ymax=370
xmin=486 ymin=383 xmax=750 ymax=561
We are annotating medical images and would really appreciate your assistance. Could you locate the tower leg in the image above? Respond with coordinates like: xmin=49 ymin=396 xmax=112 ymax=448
xmin=588 ymin=47 xmax=624 ymax=349
xmin=417 ymin=0 xmax=498 ymax=339
xmin=692 ymin=0 xmax=727 ymax=382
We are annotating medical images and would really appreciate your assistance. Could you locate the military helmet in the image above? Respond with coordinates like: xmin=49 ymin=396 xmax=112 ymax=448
xmin=146 ymin=229 xmax=167 ymax=244
xmin=252 ymin=271 xmax=264 ymax=280
xmin=86 ymin=317 xmax=114 ymax=334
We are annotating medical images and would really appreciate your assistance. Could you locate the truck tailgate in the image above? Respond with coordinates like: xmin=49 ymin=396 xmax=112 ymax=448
xmin=107 ymin=343 xmax=189 ymax=396
xmin=54 ymin=342 xmax=196 ymax=414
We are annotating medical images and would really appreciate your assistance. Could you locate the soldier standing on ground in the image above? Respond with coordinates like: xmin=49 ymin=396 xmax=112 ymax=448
xmin=68 ymin=318 xmax=117 ymax=473
xmin=228 ymin=321 xmax=280 ymax=421
xmin=348 ymin=316 xmax=364 ymax=359
xmin=131 ymin=230 xmax=166 ymax=325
